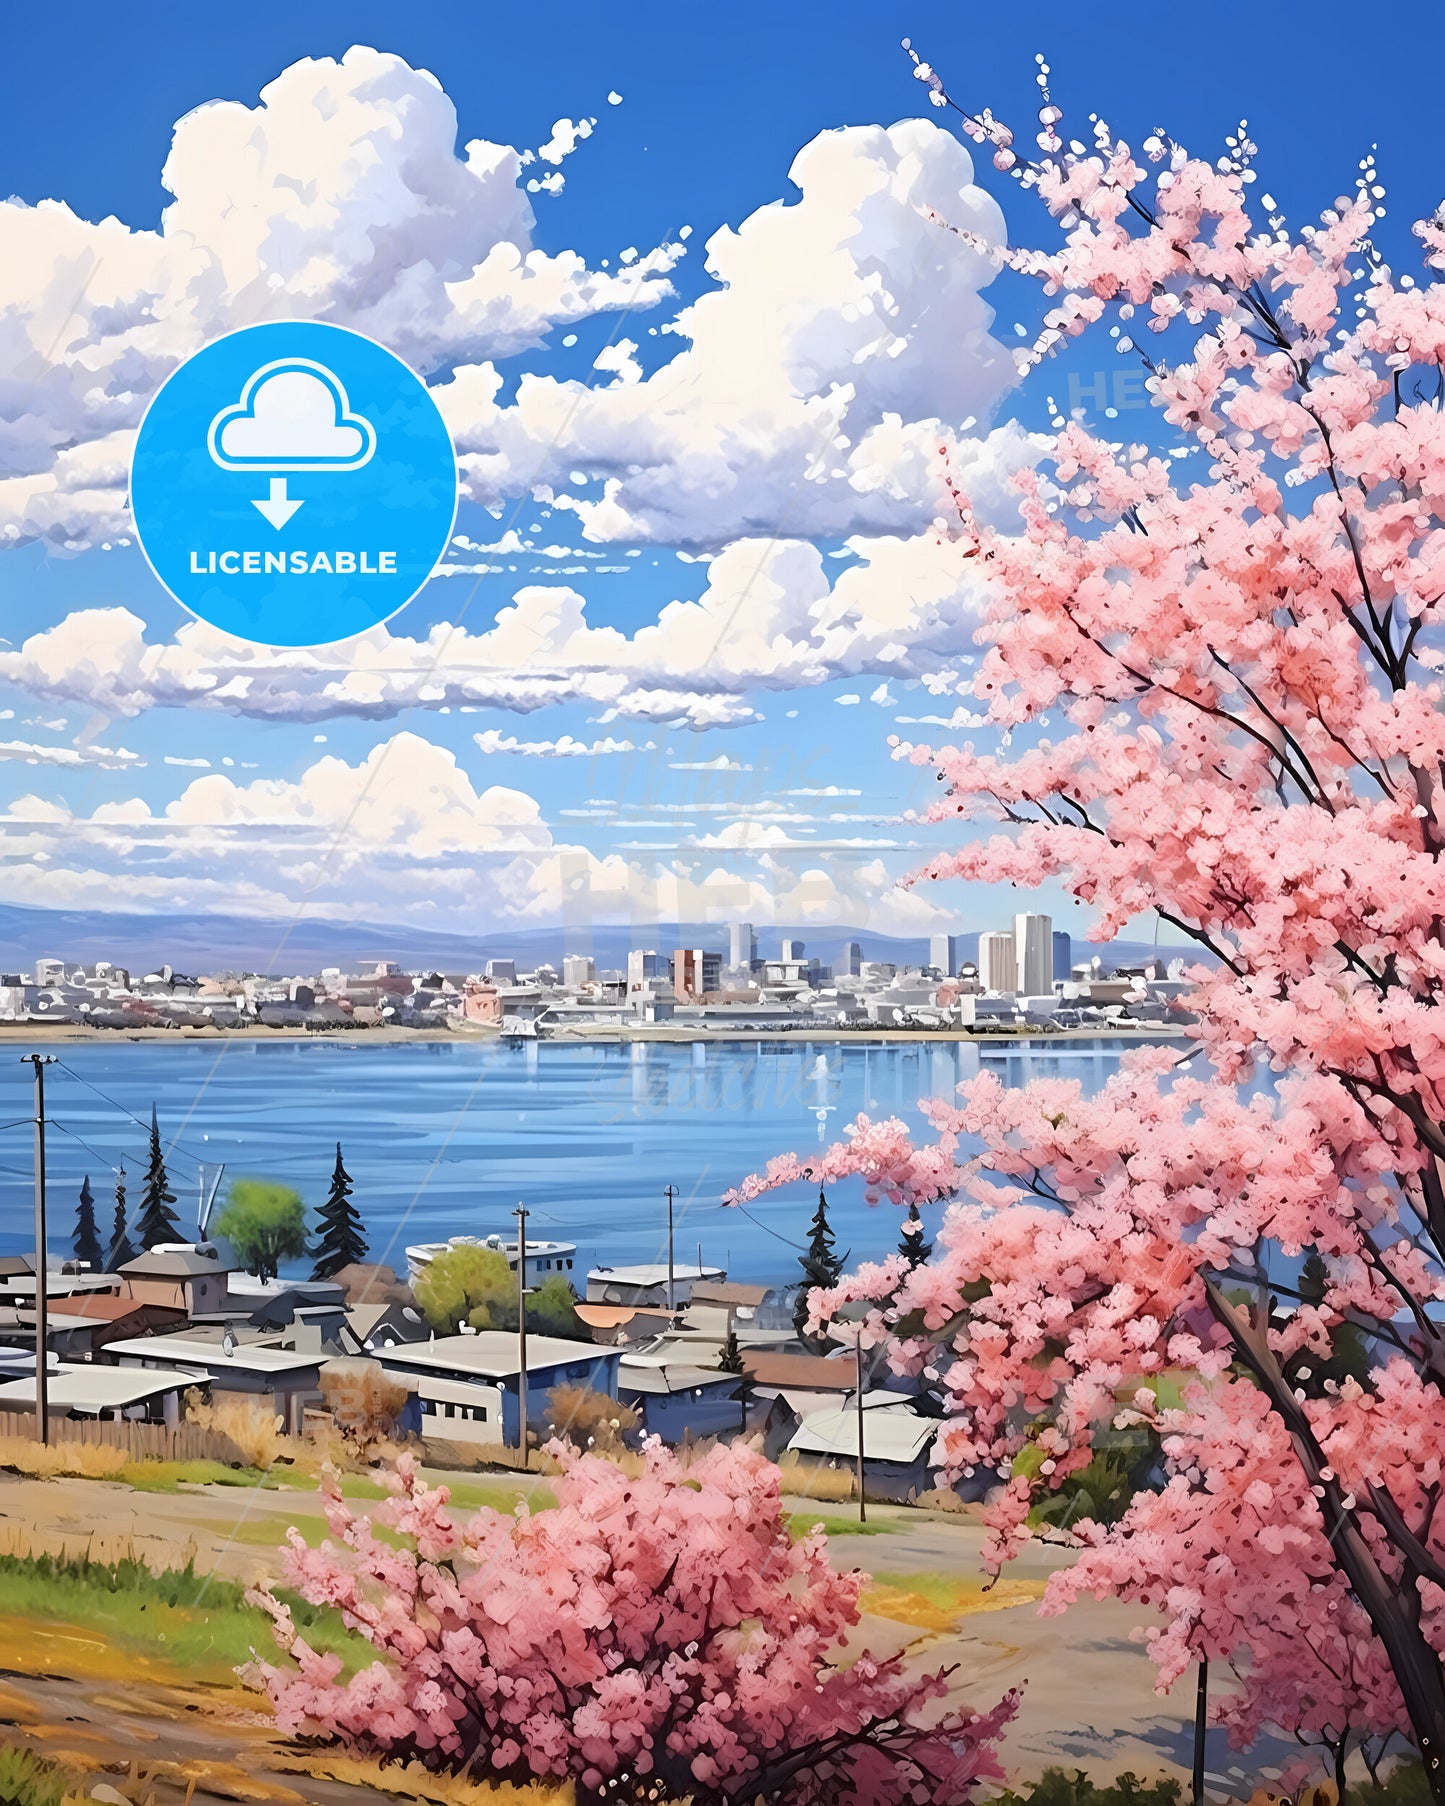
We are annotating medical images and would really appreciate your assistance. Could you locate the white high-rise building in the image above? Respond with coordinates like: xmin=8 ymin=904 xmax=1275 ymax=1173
xmin=929 ymin=933 xmax=958 ymax=977
xmin=562 ymin=954 xmax=595 ymax=989
xmin=728 ymin=921 xmax=758 ymax=969
xmin=627 ymin=949 xmax=661 ymax=991
xmin=1014 ymin=913 xmax=1054 ymax=996
xmin=978 ymin=931 xmax=1018 ymax=994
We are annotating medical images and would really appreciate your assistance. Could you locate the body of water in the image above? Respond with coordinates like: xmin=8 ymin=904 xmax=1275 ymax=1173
xmin=0 ymin=1037 xmax=1148 ymax=1283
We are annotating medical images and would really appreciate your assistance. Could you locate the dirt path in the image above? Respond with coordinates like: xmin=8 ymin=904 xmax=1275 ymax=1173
xmin=0 ymin=1470 xmax=1297 ymax=1796
xmin=0 ymin=1659 xmax=420 ymax=1805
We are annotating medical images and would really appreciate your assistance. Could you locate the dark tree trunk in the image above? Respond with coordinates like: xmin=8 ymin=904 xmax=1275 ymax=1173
xmin=1206 ymin=1281 xmax=1445 ymax=1803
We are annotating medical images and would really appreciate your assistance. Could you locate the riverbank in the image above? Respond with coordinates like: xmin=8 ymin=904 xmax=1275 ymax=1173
xmin=0 ymin=1019 xmax=1192 ymax=1048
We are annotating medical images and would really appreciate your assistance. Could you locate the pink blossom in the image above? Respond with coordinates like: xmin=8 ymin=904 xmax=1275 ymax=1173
xmin=245 ymin=1440 xmax=1014 ymax=1806
xmin=736 ymin=56 xmax=1445 ymax=1790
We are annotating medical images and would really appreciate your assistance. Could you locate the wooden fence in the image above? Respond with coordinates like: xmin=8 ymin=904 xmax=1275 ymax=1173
xmin=0 ymin=1408 xmax=246 ymax=1466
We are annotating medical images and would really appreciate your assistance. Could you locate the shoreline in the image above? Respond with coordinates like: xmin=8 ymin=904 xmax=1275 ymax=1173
xmin=0 ymin=1020 xmax=1193 ymax=1048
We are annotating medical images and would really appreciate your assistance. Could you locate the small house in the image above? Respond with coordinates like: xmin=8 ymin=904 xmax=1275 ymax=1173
xmin=617 ymin=1357 xmax=743 ymax=1444
xmin=0 ymin=1361 xmax=200 ymax=1426
xmin=586 ymin=1262 xmax=726 ymax=1310
xmin=376 ymin=1332 xmax=621 ymax=1448
xmin=347 ymin=1300 xmax=430 ymax=1352
xmin=119 ymin=1240 xmax=240 ymax=1318
xmin=104 ymin=1329 xmax=324 ymax=1434
xmin=787 ymin=1402 xmax=940 ymax=1503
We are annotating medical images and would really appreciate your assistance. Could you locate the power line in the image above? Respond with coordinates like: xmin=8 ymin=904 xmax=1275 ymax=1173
xmin=52 ymin=1061 xmax=210 ymax=1173
xmin=725 ymin=1200 xmax=806 ymax=1252
xmin=46 ymin=1118 xmax=146 ymax=1179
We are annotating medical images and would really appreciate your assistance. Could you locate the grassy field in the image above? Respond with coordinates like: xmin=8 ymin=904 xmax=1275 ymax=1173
xmin=786 ymin=1509 xmax=899 ymax=1538
xmin=861 ymin=1567 xmax=1048 ymax=1631
xmin=0 ymin=1547 xmax=369 ymax=1680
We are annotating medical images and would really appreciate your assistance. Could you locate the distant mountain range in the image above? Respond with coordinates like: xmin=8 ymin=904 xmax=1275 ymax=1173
xmin=0 ymin=901 xmax=1196 ymax=979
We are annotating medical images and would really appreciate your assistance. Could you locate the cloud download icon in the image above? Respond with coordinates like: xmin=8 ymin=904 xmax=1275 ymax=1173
xmin=130 ymin=321 xmax=456 ymax=647
xmin=207 ymin=359 xmax=378 ymax=530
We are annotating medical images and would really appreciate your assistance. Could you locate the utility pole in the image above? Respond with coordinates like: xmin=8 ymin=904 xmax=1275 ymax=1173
xmin=23 ymin=1055 xmax=55 ymax=1446
xmin=513 ymin=1203 xmax=529 ymax=1466
xmin=854 ymin=1332 xmax=867 ymax=1525
xmin=663 ymin=1184 xmax=677 ymax=1313
xmin=1191 ymin=1657 xmax=1209 ymax=1806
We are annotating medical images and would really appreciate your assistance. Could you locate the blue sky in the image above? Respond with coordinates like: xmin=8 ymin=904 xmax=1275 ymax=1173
xmin=0 ymin=0 xmax=1437 ymax=951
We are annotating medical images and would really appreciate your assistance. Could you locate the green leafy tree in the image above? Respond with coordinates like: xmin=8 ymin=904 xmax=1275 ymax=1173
xmin=134 ymin=1106 xmax=182 ymax=1250
xmin=717 ymin=1325 xmax=752 ymax=1436
xmin=896 ymin=1203 xmax=931 ymax=1270
xmin=106 ymin=1163 xmax=136 ymax=1271
xmin=415 ymin=1243 xmax=516 ymax=1335
xmin=794 ymin=1187 xmax=846 ymax=1351
xmin=526 ymin=1274 xmax=582 ymax=1337
xmin=72 ymin=1175 xmax=102 ymax=1271
xmin=214 ymin=1179 xmax=308 ymax=1282
xmin=310 ymin=1142 xmax=368 ymax=1279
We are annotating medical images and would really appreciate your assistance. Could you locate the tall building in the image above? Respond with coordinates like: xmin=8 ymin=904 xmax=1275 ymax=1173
xmin=978 ymin=931 xmax=1018 ymax=994
xmin=1052 ymin=931 xmax=1073 ymax=984
xmin=780 ymin=937 xmax=805 ymax=962
xmin=728 ymin=921 xmax=758 ymax=970
xmin=837 ymin=939 xmax=863 ymax=978
xmin=626 ymin=949 xmax=661 ymax=992
xmin=672 ymin=948 xmax=722 ymax=1000
xmin=929 ymin=933 xmax=958 ymax=977
xmin=562 ymin=954 xmax=595 ymax=989
xmin=1014 ymin=913 xmax=1054 ymax=996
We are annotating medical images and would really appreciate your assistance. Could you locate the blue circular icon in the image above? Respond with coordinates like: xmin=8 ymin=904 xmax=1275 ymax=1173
xmin=130 ymin=322 xmax=457 ymax=646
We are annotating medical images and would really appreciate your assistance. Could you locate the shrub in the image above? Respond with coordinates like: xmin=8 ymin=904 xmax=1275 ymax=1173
xmin=246 ymin=1442 xmax=1016 ymax=1806
xmin=994 ymin=1772 xmax=1181 ymax=1806
xmin=414 ymin=1245 xmax=514 ymax=1335
xmin=777 ymin=1448 xmax=858 ymax=1503
xmin=184 ymin=1389 xmax=288 ymax=1470
xmin=545 ymin=1384 xmax=637 ymax=1456
xmin=0 ymin=1741 xmax=69 ymax=1806
xmin=318 ymin=1360 xmax=411 ymax=1459
xmin=0 ymin=1435 xmax=129 ymax=1482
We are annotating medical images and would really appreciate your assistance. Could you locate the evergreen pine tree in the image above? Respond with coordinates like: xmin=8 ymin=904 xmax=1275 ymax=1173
xmin=794 ymin=1186 xmax=846 ymax=1351
xmin=897 ymin=1202 xmax=932 ymax=1269
xmin=107 ymin=1163 xmax=136 ymax=1271
xmin=717 ymin=1324 xmax=752 ymax=1436
xmin=310 ymin=1142 xmax=368 ymax=1279
xmin=72 ymin=1174 xmax=103 ymax=1271
xmin=133 ymin=1107 xmax=182 ymax=1250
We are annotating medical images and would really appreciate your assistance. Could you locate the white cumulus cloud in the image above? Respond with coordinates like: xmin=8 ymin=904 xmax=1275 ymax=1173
xmin=0 ymin=524 xmax=1022 ymax=728
xmin=0 ymin=47 xmax=680 ymax=547
xmin=439 ymin=118 xmax=1022 ymax=549
xmin=0 ymin=730 xmax=959 ymax=933
xmin=474 ymin=729 xmax=652 ymax=757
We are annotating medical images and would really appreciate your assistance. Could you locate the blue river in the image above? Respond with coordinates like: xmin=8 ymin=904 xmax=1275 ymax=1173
xmin=0 ymin=1037 xmax=1152 ymax=1283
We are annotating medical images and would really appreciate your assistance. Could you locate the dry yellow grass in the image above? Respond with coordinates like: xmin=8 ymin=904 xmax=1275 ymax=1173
xmin=861 ymin=1572 xmax=1047 ymax=1631
xmin=0 ymin=1435 xmax=130 ymax=1482
xmin=183 ymin=1391 xmax=291 ymax=1470
xmin=279 ymin=1754 xmax=578 ymax=1804
xmin=777 ymin=1450 xmax=858 ymax=1503
xmin=0 ymin=1524 xmax=199 ymax=1570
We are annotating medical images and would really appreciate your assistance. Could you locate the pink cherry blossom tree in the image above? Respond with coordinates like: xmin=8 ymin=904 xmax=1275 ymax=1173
xmin=244 ymin=1442 xmax=1015 ymax=1806
xmin=732 ymin=50 xmax=1445 ymax=1799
